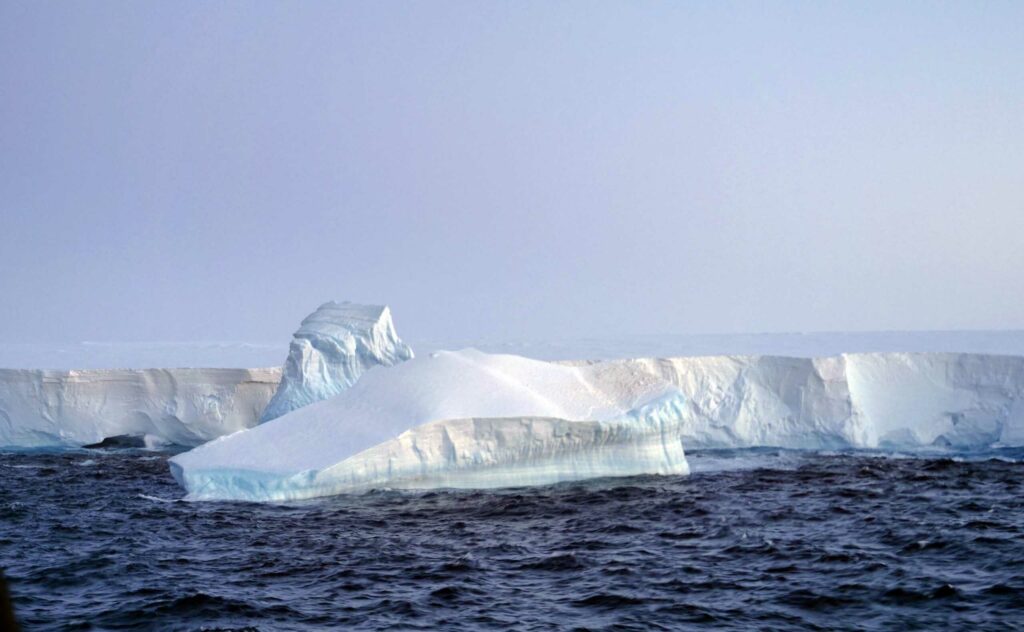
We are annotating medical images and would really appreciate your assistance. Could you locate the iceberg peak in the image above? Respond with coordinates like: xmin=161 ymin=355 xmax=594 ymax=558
xmin=259 ymin=301 xmax=414 ymax=422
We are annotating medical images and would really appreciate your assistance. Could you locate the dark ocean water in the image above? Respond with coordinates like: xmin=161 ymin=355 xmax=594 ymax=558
xmin=2 ymin=449 xmax=1023 ymax=631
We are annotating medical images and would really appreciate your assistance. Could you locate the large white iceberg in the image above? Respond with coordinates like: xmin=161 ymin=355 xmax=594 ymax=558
xmin=170 ymin=349 xmax=690 ymax=501
xmin=0 ymin=367 xmax=280 ymax=449
xmin=259 ymin=302 xmax=413 ymax=422
xmin=171 ymin=350 xmax=1024 ymax=501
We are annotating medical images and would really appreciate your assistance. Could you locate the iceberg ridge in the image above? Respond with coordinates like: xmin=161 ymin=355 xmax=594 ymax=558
xmin=259 ymin=302 xmax=413 ymax=422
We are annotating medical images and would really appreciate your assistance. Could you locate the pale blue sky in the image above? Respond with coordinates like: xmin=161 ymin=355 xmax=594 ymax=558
xmin=2 ymin=2 xmax=1022 ymax=344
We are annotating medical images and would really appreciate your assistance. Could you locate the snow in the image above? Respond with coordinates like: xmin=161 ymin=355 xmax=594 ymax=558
xmin=259 ymin=302 xmax=414 ymax=422
xmin=170 ymin=349 xmax=688 ymax=501
xmin=0 ymin=368 xmax=280 ymax=449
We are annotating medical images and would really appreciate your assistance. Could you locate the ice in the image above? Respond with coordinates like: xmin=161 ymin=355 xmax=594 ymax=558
xmin=0 ymin=368 xmax=280 ymax=449
xmin=258 ymin=302 xmax=414 ymax=422
xmin=171 ymin=350 xmax=1024 ymax=501
xmin=587 ymin=352 xmax=1024 ymax=451
xmin=845 ymin=353 xmax=1024 ymax=449
xmin=3 ymin=305 xmax=1023 ymax=494
xmin=170 ymin=349 xmax=689 ymax=501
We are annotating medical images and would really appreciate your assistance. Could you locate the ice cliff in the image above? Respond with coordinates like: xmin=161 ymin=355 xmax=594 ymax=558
xmin=171 ymin=350 xmax=1024 ymax=501
xmin=0 ymin=368 xmax=280 ymax=449
xmin=259 ymin=302 xmax=414 ymax=422
xmin=170 ymin=349 xmax=690 ymax=501
xmin=587 ymin=352 xmax=1024 ymax=451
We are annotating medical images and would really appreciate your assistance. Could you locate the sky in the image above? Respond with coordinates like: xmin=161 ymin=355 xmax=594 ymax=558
xmin=1 ymin=1 xmax=1022 ymax=345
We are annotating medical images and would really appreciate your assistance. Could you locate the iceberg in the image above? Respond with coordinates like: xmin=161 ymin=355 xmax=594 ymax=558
xmin=170 ymin=349 xmax=690 ymax=501
xmin=3 ymin=293 xmax=1022 ymax=497
xmin=171 ymin=350 xmax=1024 ymax=502
xmin=0 ymin=368 xmax=280 ymax=449
xmin=259 ymin=302 xmax=414 ymax=422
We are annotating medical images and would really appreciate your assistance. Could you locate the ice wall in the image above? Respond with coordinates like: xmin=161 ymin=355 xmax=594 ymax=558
xmin=844 ymin=353 xmax=1024 ymax=449
xmin=259 ymin=302 xmax=413 ymax=422
xmin=584 ymin=352 xmax=1024 ymax=451
xmin=0 ymin=368 xmax=281 ymax=449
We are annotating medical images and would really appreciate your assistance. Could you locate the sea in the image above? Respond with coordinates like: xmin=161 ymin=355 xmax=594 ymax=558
xmin=2 ymin=448 xmax=1023 ymax=630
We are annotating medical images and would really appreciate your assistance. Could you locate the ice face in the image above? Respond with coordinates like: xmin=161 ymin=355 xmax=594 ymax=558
xmin=170 ymin=349 xmax=687 ymax=501
xmin=577 ymin=352 xmax=1024 ymax=451
xmin=258 ymin=302 xmax=414 ymax=423
xmin=0 ymin=368 xmax=281 ymax=449
xmin=602 ymin=354 xmax=861 ymax=450
xmin=844 ymin=352 xmax=1024 ymax=449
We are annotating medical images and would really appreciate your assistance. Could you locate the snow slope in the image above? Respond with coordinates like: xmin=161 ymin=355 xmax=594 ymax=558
xmin=259 ymin=302 xmax=413 ymax=422
xmin=170 ymin=350 xmax=689 ymax=501
xmin=0 ymin=368 xmax=281 ymax=449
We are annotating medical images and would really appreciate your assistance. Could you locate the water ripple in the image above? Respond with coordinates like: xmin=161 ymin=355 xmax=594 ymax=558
xmin=1 ymin=450 xmax=1024 ymax=630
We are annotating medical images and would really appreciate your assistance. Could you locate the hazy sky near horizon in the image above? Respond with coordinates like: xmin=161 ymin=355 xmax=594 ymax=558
xmin=2 ymin=2 xmax=1022 ymax=344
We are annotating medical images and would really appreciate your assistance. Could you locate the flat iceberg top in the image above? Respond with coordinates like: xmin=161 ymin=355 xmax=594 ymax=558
xmin=294 ymin=302 xmax=391 ymax=337
xmin=175 ymin=348 xmax=675 ymax=477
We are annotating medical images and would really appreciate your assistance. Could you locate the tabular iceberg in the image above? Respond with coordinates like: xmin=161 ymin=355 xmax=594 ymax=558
xmin=0 ymin=368 xmax=280 ymax=449
xmin=170 ymin=349 xmax=690 ymax=501
xmin=259 ymin=302 xmax=414 ymax=422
